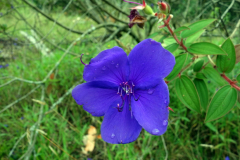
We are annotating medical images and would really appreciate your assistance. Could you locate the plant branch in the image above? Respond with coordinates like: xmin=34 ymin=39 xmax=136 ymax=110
xmin=221 ymin=74 xmax=240 ymax=91
xmin=22 ymin=0 xmax=84 ymax=35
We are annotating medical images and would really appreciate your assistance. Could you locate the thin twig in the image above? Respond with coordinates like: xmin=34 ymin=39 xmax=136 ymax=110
xmin=0 ymin=85 xmax=41 ymax=114
xmin=22 ymin=0 xmax=83 ymax=35
xmin=161 ymin=135 xmax=168 ymax=160
xmin=9 ymin=133 xmax=27 ymax=157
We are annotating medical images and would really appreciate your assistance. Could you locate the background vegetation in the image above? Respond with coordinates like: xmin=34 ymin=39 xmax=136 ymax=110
xmin=0 ymin=0 xmax=240 ymax=159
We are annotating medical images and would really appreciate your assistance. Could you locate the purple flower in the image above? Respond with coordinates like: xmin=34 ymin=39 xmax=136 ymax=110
xmin=225 ymin=156 xmax=230 ymax=160
xmin=72 ymin=39 xmax=175 ymax=144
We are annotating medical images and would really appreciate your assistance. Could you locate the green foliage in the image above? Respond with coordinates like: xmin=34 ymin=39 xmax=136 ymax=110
xmin=193 ymin=78 xmax=209 ymax=111
xmin=188 ymin=42 xmax=227 ymax=55
xmin=237 ymin=74 xmax=240 ymax=83
xmin=181 ymin=19 xmax=216 ymax=38
xmin=164 ymin=43 xmax=179 ymax=53
xmin=175 ymin=75 xmax=201 ymax=113
xmin=216 ymin=38 xmax=236 ymax=73
xmin=202 ymin=67 xmax=227 ymax=86
xmin=174 ymin=26 xmax=190 ymax=33
xmin=205 ymin=85 xmax=237 ymax=123
xmin=193 ymin=60 xmax=204 ymax=72
xmin=166 ymin=53 xmax=188 ymax=81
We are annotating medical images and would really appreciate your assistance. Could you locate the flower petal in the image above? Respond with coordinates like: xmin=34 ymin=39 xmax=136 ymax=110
xmin=128 ymin=39 xmax=175 ymax=88
xmin=83 ymin=47 xmax=129 ymax=85
xmin=130 ymin=5 xmax=145 ymax=10
xmin=101 ymin=98 xmax=142 ymax=144
xmin=72 ymin=81 xmax=120 ymax=117
xmin=131 ymin=79 xmax=169 ymax=135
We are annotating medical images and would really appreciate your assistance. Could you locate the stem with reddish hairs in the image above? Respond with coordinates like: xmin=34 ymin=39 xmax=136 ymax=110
xmin=221 ymin=74 xmax=240 ymax=91
xmin=163 ymin=15 xmax=240 ymax=91
xmin=163 ymin=17 xmax=188 ymax=52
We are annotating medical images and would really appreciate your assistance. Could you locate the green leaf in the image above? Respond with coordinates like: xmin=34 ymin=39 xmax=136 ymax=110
xmin=193 ymin=79 xmax=209 ymax=111
xmin=185 ymin=29 xmax=205 ymax=48
xmin=175 ymin=75 xmax=201 ymax=113
xmin=237 ymin=74 xmax=240 ymax=83
xmin=165 ymin=43 xmax=179 ymax=53
xmin=234 ymin=44 xmax=240 ymax=64
xmin=174 ymin=26 xmax=190 ymax=33
xmin=216 ymin=38 xmax=236 ymax=73
xmin=195 ymin=72 xmax=206 ymax=79
xmin=181 ymin=19 xmax=216 ymax=38
xmin=202 ymin=67 xmax=227 ymax=86
xmin=205 ymin=122 xmax=218 ymax=133
xmin=166 ymin=54 xmax=188 ymax=81
xmin=193 ymin=60 xmax=204 ymax=72
xmin=205 ymin=85 xmax=237 ymax=123
xmin=163 ymin=37 xmax=180 ymax=46
xmin=188 ymin=42 xmax=227 ymax=55
xmin=147 ymin=32 xmax=159 ymax=38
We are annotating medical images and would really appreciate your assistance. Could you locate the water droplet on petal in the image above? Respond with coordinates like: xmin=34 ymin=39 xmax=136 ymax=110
xmin=164 ymin=99 xmax=168 ymax=104
xmin=111 ymin=133 xmax=115 ymax=138
xmin=111 ymin=61 xmax=114 ymax=64
xmin=102 ymin=66 xmax=106 ymax=70
xmin=147 ymin=89 xmax=154 ymax=95
xmin=116 ymin=64 xmax=119 ymax=68
xmin=163 ymin=120 xmax=168 ymax=126
xmin=151 ymin=129 xmax=160 ymax=135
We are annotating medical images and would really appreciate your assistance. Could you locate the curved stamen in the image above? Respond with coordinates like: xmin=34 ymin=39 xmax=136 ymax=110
xmin=80 ymin=54 xmax=87 ymax=65
xmin=133 ymin=94 xmax=140 ymax=101
xmin=123 ymin=0 xmax=142 ymax=6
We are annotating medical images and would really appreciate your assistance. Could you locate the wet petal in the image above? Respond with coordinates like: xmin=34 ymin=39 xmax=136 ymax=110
xmin=128 ymin=39 xmax=175 ymax=88
xmin=101 ymin=98 xmax=142 ymax=144
xmin=83 ymin=47 xmax=129 ymax=85
xmin=131 ymin=79 xmax=169 ymax=135
xmin=72 ymin=81 xmax=120 ymax=117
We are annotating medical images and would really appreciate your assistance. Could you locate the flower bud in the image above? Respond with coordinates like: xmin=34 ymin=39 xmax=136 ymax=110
xmin=157 ymin=1 xmax=171 ymax=14
xmin=143 ymin=4 xmax=155 ymax=15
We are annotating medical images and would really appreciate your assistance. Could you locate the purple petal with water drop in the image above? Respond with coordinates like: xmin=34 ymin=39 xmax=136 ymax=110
xmin=131 ymin=79 xmax=169 ymax=135
xmin=128 ymin=39 xmax=175 ymax=89
xmin=83 ymin=47 xmax=129 ymax=85
xmin=72 ymin=81 xmax=120 ymax=116
xmin=101 ymin=97 xmax=142 ymax=144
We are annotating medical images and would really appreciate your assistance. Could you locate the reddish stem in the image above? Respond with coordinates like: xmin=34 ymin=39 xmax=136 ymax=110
xmin=163 ymin=19 xmax=188 ymax=52
xmin=221 ymin=74 xmax=240 ymax=91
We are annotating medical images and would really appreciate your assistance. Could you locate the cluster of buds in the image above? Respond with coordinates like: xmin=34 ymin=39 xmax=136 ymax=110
xmin=124 ymin=0 xmax=171 ymax=28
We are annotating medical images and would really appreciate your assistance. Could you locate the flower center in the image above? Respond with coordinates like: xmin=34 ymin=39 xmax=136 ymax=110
xmin=116 ymin=81 xmax=139 ymax=112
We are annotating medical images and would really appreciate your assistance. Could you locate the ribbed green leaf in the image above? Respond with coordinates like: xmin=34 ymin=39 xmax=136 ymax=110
xmin=147 ymin=32 xmax=159 ymax=38
xmin=193 ymin=60 xmax=204 ymax=72
xmin=205 ymin=85 xmax=237 ymax=122
xmin=165 ymin=43 xmax=179 ymax=53
xmin=195 ymin=73 xmax=206 ymax=79
xmin=216 ymin=38 xmax=236 ymax=73
xmin=188 ymin=42 xmax=227 ymax=55
xmin=174 ymin=26 xmax=190 ymax=33
xmin=163 ymin=37 xmax=180 ymax=46
xmin=193 ymin=79 xmax=209 ymax=111
xmin=175 ymin=75 xmax=201 ymax=113
xmin=202 ymin=67 xmax=227 ymax=86
xmin=185 ymin=29 xmax=205 ymax=48
xmin=166 ymin=54 xmax=188 ymax=81
xmin=181 ymin=19 xmax=216 ymax=38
